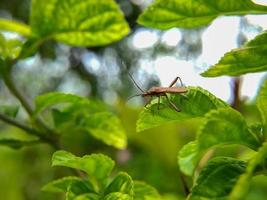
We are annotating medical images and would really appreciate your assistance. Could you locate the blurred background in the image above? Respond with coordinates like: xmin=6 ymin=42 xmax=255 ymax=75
xmin=0 ymin=0 xmax=267 ymax=199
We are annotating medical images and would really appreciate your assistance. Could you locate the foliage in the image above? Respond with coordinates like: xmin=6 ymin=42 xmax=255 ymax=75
xmin=0 ymin=0 xmax=267 ymax=200
xmin=43 ymin=150 xmax=160 ymax=200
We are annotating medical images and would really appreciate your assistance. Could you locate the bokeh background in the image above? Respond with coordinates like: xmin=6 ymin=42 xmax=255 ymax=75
xmin=1 ymin=0 xmax=267 ymax=199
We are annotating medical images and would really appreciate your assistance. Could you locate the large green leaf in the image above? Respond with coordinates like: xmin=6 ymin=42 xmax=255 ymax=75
xmin=202 ymin=31 xmax=267 ymax=77
xmin=189 ymin=157 xmax=246 ymax=200
xmin=134 ymin=181 xmax=161 ymax=200
xmin=178 ymin=108 xmax=261 ymax=176
xmin=30 ymin=0 xmax=130 ymax=47
xmin=104 ymin=172 xmax=134 ymax=196
xmin=138 ymin=0 xmax=267 ymax=29
xmin=229 ymin=140 xmax=267 ymax=200
xmin=52 ymin=151 xmax=115 ymax=182
xmin=137 ymin=87 xmax=228 ymax=132
xmin=257 ymin=78 xmax=267 ymax=125
xmin=0 ymin=19 xmax=31 ymax=36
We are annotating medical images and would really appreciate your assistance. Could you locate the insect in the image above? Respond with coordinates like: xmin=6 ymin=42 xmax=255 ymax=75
xmin=129 ymin=74 xmax=188 ymax=112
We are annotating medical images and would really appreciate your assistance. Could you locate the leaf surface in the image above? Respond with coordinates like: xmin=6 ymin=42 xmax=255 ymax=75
xmin=189 ymin=157 xmax=246 ymax=199
xmin=178 ymin=108 xmax=261 ymax=176
xmin=202 ymin=31 xmax=267 ymax=77
xmin=138 ymin=0 xmax=267 ymax=29
xmin=30 ymin=0 xmax=130 ymax=46
xmin=137 ymin=87 xmax=228 ymax=132
xmin=52 ymin=151 xmax=115 ymax=182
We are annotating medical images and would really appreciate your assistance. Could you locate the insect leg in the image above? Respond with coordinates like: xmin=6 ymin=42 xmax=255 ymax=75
xmin=157 ymin=95 xmax=160 ymax=114
xmin=169 ymin=76 xmax=184 ymax=87
xmin=164 ymin=94 xmax=181 ymax=112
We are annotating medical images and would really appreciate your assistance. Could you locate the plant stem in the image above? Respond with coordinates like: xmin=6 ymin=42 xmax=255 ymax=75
xmin=0 ymin=113 xmax=60 ymax=148
xmin=3 ymin=62 xmax=33 ymax=115
xmin=2 ymin=60 xmax=61 ymax=149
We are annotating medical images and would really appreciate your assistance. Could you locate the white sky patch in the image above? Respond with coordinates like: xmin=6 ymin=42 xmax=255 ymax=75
xmin=132 ymin=29 xmax=158 ymax=49
xmin=252 ymin=0 xmax=267 ymax=6
xmin=154 ymin=56 xmax=232 ymax=101
xmin=198 ymin=17 xmax=240 ymax=66
xmin=241 ymin=72 xmax=267 ymax=101
xmin=161 ymin=28 xmax=182 ymax=46
xmin=246 ymin=15 xmax=267 ymax=30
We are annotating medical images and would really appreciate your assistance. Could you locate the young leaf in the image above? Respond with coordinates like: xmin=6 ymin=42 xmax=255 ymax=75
xmin=189 ymin=157 xmax=246 ymax=200
xmin=104 ymin=172 xmax=134 ymax=196
xmin=42 ymin=176 xmax=94 ymax=194
xmin=0 ymin=19 xmax=31 ymax=36
xmin=134 ymin=181 xmax=161 ymax=200
xmin=229 ymin=140 xmax=267 ymax=200
xmin=30 ymin=0 xmax=130 ymax=47
xmin=257 ymin=78 xmax=267 ymax=125
xmin=137 ymin=0 xmax=267 ymax=29
xmin=202 ymin=31 xmax=267 ymax=77
xmin=0 ymin=105 xmax=19 ymax=118
xmin=178 ymin=108 xmax=261 ymax=176
xmin=52 ymin=151 xmax=115 ymax=182
xmin=103 ymin=192 xmax=132 ymax=200
xmin=137 ymin=87 xmax=228 ymax=132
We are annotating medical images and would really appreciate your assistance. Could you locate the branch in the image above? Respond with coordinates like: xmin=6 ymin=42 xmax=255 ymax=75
xmin=0 ymin=113 xmax=60 ymax=148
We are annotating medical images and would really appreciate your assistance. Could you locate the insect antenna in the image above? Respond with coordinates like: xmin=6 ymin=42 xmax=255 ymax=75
xmin=127 ymin=93 xmax=143 ymax=101
xmin=128 ymin=73 xmax=145 ymax=93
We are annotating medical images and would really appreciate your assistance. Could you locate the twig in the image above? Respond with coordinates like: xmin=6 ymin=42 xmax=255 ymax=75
xmin=0 ymin=113 xmax=60 ymax=148
xmin=1 ymin=60 xmax=61 ymax=149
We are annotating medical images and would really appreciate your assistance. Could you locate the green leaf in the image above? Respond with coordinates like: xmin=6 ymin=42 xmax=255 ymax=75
xmin=104 ymin=172 xmax=133 ymax=196
xmin=134 ymin=181 xmax=161 ymax=200
xmin=0 ymin=105 xmax=19 ymax=118
xmin=42 ymin=176 xmax=94 ymax=194
xmin=74 ymin=193 xmax=100 ymax=200
xmin=202 ymin=31 xmax=267 ymax=77
xmin=103 ymin=192 xmax=132 ymax=200
xmin=257 ymin=78 xmax=267 ymax=125
xmin=34 ymin=92 xmax=90 ymax=116
xmin=82 ymin=112 xmax=127 ymax=149
xmin=189 ymin=157 xmax=246 ymax=200
xmin=52 ymin=151 xmax=115 ymax=182
xmin=35 ymin=92 xmax=126 ymax=149
xmin=178 ymin=108 xmax=261 ymax=176
xmin=137 ymin=0 xmax=267 ymax=29
xmin=229 ymin=140 xmax=267 ymax=200
xmin=0 ymin=138 xmax=40 ymax=149
xmin=0 ymin=19 xmax=31 ymax=36
xmin=30 ymin=0 xmax=130 ymax=47
xmin=137 ymin=86 xmax=228 ymax=132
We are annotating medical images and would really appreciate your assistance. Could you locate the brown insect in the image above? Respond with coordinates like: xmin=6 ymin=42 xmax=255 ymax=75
xmin=129 ymin=74 xmax=188 ymax=112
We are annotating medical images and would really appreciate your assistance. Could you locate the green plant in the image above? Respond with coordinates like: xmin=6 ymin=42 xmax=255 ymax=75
xmin=42 ymin=150 xmax=160 ymax=200
xmin=136 ymin=0 xmax=267 ymax=199
xmin=1 ymin=0 xmax=267 ymax=199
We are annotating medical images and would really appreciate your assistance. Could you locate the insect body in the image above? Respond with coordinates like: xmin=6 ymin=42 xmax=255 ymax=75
xmin=129 ymin=75 xmax=188 ymax=112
